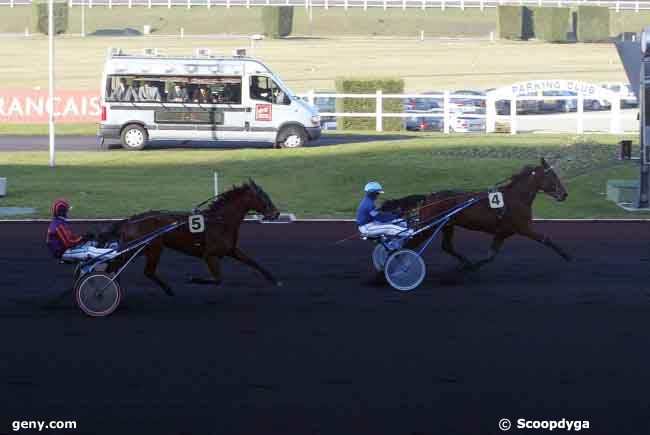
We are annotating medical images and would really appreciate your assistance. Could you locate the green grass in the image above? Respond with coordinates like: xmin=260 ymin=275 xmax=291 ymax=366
xmin=1 ymin=5 xmax=647 ymax=37
xmin=0 ymin=133 xmax=641 ymax=219
xmin=0 ymin=123 xmax=96 ymax=135
xmin=0 ymin=36 xmax=629 ymax=93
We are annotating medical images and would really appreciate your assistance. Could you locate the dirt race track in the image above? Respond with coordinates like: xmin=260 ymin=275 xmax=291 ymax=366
xmin=1 ymin=221 xmax=650 ymax=435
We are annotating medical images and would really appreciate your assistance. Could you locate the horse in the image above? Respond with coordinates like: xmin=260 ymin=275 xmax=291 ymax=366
xmin=101 ymin=179 xmax=281 ymax=298
xmin=379 ymin=158 xmax=572 ymax=271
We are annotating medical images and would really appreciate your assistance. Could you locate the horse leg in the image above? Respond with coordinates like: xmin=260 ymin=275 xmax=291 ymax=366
xmin=441 ymin=225 xmax=474 ymax=268
xmin=518 ymin=227 xmax=572 ymax=262
xmin=467 ymin=236 xmax=505 ymax=271
xmin=143 ymin=245 xmax=175 ymax=296
xmin=188 ymin=256 xmax=223 ymax=286
xmin=230 ymin=247 xmax=282 ymax=286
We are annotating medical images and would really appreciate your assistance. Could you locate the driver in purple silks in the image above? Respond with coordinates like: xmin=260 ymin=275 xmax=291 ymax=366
xmin=46 ymin=199 xmax=114 ymax=262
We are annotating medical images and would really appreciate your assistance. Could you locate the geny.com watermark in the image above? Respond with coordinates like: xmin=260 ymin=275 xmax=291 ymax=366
xmin=12 ymin=421 xmax=77 ymax=432
xmin=499 ymin=418 xmax=590 ymax=432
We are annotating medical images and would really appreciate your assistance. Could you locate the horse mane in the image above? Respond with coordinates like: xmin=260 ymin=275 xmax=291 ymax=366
xmin=207 ymin=183 xmax=252 ymax=213
xmin=503 ymin=164 xmax=537 ymax=188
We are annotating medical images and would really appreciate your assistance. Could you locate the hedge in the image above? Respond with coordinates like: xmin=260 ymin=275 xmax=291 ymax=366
xmin=261 ymin=6 xmax=293 ymax=38
xmin=497 ymin=5 xmax=526 ymax=40
xmin=32 ymin=1 xmax=68 ymax=35
xmin=576 ymin=5 xmax=610 ymax=42
xmin=335 ymin=77 xmax=404 ymax=131
xmin=531 ymin=6 xmax=570 ymax=42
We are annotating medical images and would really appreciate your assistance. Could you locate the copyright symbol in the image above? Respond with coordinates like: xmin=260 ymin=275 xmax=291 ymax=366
xmin=499 ymin=418 xmax=511 ymax=431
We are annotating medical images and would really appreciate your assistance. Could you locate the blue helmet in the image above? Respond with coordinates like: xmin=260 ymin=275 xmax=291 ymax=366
xmin=364 ymin=181 xmax=384 ymax=193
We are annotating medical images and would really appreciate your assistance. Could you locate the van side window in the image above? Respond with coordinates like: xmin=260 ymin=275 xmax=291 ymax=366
xmin=250 ymin=76 xmax=290 ymax=105
xmin=106 ymin=76 xmax=139 ymax=102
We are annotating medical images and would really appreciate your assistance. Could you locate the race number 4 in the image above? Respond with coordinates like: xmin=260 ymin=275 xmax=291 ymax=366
xmin=189 ymin=215 xmax=205 ymax=233
xmin=488 ymin=191 xmax=504 ymax=209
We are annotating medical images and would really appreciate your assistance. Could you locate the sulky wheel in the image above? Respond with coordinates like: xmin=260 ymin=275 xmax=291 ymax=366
xmin=74 ymin=272 xmax=122 ymax=317
xmin=372 ymin=243 xmax=389 ymax=272
xmin=384 ymin=249 xmax=426 ymax=292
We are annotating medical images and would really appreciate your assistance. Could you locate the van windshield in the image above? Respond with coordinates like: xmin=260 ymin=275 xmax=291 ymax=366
xmin=105 ymin=75 xmax=242 ymax=104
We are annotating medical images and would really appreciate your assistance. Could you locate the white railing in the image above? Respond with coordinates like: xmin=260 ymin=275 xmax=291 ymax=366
xmin=297 ymin=90 xmax=631 ymax=134
xmin=1 ymin=0 xmax=649 ymax=9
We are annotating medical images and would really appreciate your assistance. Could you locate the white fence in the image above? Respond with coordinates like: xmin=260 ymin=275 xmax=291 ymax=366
xmin=298 ymin=90 xmax=632 ymax=134
xmin=2 ymin=0 xmax=650 ymax=10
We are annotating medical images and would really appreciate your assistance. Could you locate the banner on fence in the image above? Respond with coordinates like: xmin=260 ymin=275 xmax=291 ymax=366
xmin=0 ymin=89 xmax=101 ymax=123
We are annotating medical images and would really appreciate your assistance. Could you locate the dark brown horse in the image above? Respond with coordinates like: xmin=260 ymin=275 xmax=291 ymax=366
xmin=102 ymin=179 xmax=281 ymax=297
xmin=380 ymin=158 xmax=571 ymax=271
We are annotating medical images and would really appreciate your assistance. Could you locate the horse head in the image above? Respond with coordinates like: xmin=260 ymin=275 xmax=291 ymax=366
xmin=536 ymin=158 xmax=568 ymax=201
xmin=248 ymin=178 xmax=280 ymax=220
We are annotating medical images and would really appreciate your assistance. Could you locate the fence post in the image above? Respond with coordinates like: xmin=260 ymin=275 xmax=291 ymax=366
xmin=486 ymin=93 xmax=496 ymax=133
xmin=226 ymin=0 xmax=230 ymax=7
xmin=10 ymin=0 xmax=13 ymax=8
xmin=616 ymin=0 xmax=620 ymax=12
xmin=363 ymin=0 xmax=367 ymax=9
xmin=460 ymin=0 xmax=464 ymax=9
xmin=636 ymin=0 xmax=639 ymax=11
xmin=307 ymin=89 xmax=315 ymax=107
xmin=421 ymin=0 xmax=425 ymax=10
xmin=443 ymin=90 xmax=450 ymax=134
xmin=247 ymin=0 xmax=251 ymax=7
xmin=207 ymin=0 xmax=210 ymax=7
xmin=441 ymin=0 xmax=445 ymax=10
xmin=168 ymin=0 xmax=171 ymax=8
xmin=577 ymin=94 xmax=584 ymax=134
xmin=537 ymin=0 xmax=541 ymax=5
xmin=149 ymin=0 xmax=152 ymax=7
xmin=375 ymin=90 xmax=383 ymax=132
xmin=89 ymin=0 xmax=92 ymax=8
xmin=383 ymin=0 xmax=387 ymax=11
xmin=510 ymin=96 xmax=517 ymax=135
xmin=344 ymin=0 xmax=348 ymax=10
xmin=187 ymin=0 xmax=191 ymax=8
xmin=403 ymin=0 xmax=406 ymax=10
xmin=129 ymin=0 xmax=132 ymax=8
xmin=325 ymin=0 xmax=328 ymax=9
xmin=610 ymin=95 xmax=621 ymax=133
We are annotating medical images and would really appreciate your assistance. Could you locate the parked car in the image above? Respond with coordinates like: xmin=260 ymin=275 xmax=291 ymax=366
xmin=311 ymin=95 xmax=337 ymax=130
xmin=538 ymin=90 xmax=575 ymax=113
xmin=600 ymin=82 xmax=638 ymax=107
xmin=495 ymin=92 xmax=541 ymax=115
xmin=403 ymin=92 xmax=443 ymax=112
xmin=404 ymin=112 xmax=444 ymax=132
xmin=450 ymin=90 xmax=485 ymax=114
xmin=450 ymin=114 xmax=485 ymax=133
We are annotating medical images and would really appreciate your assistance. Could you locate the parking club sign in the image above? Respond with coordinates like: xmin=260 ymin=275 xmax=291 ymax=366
xmin=255 ymin=104 xmax=272 ymax=121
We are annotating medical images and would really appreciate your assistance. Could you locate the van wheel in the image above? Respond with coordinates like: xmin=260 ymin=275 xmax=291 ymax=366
xmin=121 ymin=124 xmax=148 ymax=150
xmin=277 ymin=126 xmax=306 ymax=149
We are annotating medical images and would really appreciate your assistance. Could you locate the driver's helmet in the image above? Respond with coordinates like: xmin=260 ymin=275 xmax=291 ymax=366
xmin=364 ymin=181 xmax=384 ymax=194
xmin=51 ymin=199 xmax=70 ymax=218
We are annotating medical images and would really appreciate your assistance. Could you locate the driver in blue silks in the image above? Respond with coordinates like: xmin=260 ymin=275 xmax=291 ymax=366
xmin=356 ymin=182 xmax=413 ymax=237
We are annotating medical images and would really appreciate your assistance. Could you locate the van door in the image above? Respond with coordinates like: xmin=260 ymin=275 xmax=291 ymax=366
xmin=246 ymin=75 xmax=294 ymax=142
xmin=192 ymin=76 xmax=246 ymax=142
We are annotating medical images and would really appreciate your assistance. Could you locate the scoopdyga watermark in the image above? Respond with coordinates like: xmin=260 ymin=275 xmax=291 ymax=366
xmin=499 ymin=418 xmax=590 ymax=432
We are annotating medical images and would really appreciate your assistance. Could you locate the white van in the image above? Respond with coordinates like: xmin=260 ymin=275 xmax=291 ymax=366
xmin=98 ymin=48 xmax=321 ymax=150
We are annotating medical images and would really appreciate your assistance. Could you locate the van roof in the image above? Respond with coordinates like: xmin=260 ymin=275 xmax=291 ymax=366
xmin=104 ymin=51 xmax=272 ymax=76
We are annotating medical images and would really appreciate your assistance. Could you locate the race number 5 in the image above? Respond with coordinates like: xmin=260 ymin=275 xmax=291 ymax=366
xmin=189 ymin=215 xmax=205 ymax=233
xmin=488 ymin=191 xmax=504 ymax=209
